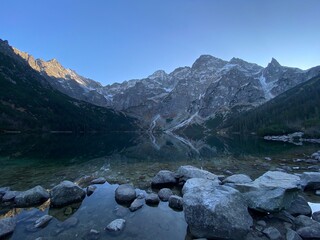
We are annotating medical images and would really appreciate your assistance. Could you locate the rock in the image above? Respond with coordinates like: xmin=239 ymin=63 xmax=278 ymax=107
xmin=145 ymin=193 xmax=160 ymax=205
xmin=14 ymin=185 xmax=49 ymax=207
xmin=311 ymin=151 xmax=320 ymax=161
xmin=286 ymin=228 xmax=302 ymax=240
xmin=177 ymin=165 xmax=221 ymax=183
xmin=0 ymin=187 xmax=10 ymax=197
xmin=296 ymin=226 xmax=320 ymax=239
xmin=262 ymin=227 xmax=281 ymax=240
xmin=182 ymin=178 xmax=220 ymax=195
xmin=151 ymin=170 xmax=177 ymax=187
xmin=75 ymin=175 xmax=95 ymax=187
xmin=34 ymin=215 xmax=53 ymax=228
xmin=223 ymin=174 xmax=252 ymax=184
xmin=115 ymin=184 xmax=136 ymax=204
xmin=183 ymin=180 xmax=253 ymax=240
xmin=91 ymin=177 xmax=106 ymax=184
xmin=299 ymin=172 xmax=320 ymax=190
xmin=270 ymin=210 xmax=295 ymax=224
xmin=59 ymin=217 xmax=78 ymax=228
xmin=105 ymin=219 xmax=125 ymax=232
xmin=158 ymin=188 xmax=173 ymax=201
xmin=86 ymin=185 xmax=97 ymax=196
xmin=129 ymin=198 xmax=144 ymax=212
xmin=168 ymin=195 xmax=183 ymax=210
xmin=237 ymin=171 xmax=301 ymax=212
xmin=316 ymin=190 xmax=320 ymax=196
xmin=50 ymin=181 xmax=86 ymax=207
xmin=2 ymin=191 xmax=19 ymax=202
xmin=313 ymin=211 xmax=320 ymax=222
xmin=257 ymin=220 xmax=267 ymax=227
xmin=294 ymin=215 xmax=320 ymax=229
xmin=286 ymin=195 xmax=312 ymax=217
xmin=0 ymin=217 xmax=16 ymax=238
xmin=265 ymin=157 xmax=272 ymax=161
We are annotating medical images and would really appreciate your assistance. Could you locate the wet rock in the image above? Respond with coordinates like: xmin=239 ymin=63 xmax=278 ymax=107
xmin=223 ymin=174 xmax=253 ymax=185
xmin=34 ymin=215 xmax=53 ymax=228
xmin=286 ymin=195 xmax=312 ymax=217
xmin=299 ymin=172 xmax=320 ymax=190
xmin=105 ymin=219 xmax=125 ymax=232
xmin=145 ymin=193 xmax=160 ymax=205
xmin=158 ymin=188 xmax=173 ymax=201
xmin=262 ymin=227 xmax=281 ymax=240
xmin=15 ymin=185 xmax=49 ymax=207
xmin=115 ymin=184 xmax=136 ymax=204
xmin=286 ymin=228 xmax=302 ymax=240
xmin=183 ymin=179 xmax=252 ymax=240
xmin=312 ymin=211 xmax=320 ymax=222
xmin=237 ymin=171 xmax=301 ymax=212
xmin=2 ymin=191 xmax=19 ymax=202
xmin=151 ymin=170 xmax=177 ymax=187
xmin=177 ymin=165 xmax=221 ymax=183
xmin=50 ymin=181 xmax=86 ymax=207
xmin=182 ymin=178 xmax=220 ymax=195
xmin=129 ymin=198 xmax=144 ymax=212
xmin=91 ymin=177 xmax=106 ymax=184
xmin=86 ymin=185 xmax=97 ymax=196
xmin=0 ymin=217 xmax=16 ymax=238
xmin=168 ymin=195 xmax=183 ymax=210
xmin=0 ymin=187 xmax=10 ymax=197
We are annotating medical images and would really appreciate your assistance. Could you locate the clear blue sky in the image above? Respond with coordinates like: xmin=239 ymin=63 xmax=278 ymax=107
xmin=1 ymin=0 xmax=319 ymax=85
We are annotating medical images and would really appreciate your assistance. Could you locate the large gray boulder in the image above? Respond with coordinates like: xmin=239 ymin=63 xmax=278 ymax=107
xmin=115 ymin=184 xmax=136 ymax=203
xmin=286 ymin=195 xmax=311 ymax=217
xmin=183 ymin=179 xmax=253 ymax=239
xmin=0 ymin=217 xmax=16 ymax=238
xmin=177 ymin=165 xmax=221 ymax=183
xmin=50 ymin=181 xmax=86 ymax=207
xmin=299 ymin=172 xmax=320 ymax=190
xmin=236 ymin=171 xmax=301 ymax=212
xmin=14 ymin=185 xmax=49 ymax=207
xmin=182 ymin=178 xmax=220 ymax=195
xmin=222 ymin=174 xmax=252 ymax=184
xmin=151 ymin=170 xmax=177 ymax=187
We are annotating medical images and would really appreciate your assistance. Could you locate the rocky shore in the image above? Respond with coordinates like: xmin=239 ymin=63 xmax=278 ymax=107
xmin=1 ymin=151 xmax=320 ymax=239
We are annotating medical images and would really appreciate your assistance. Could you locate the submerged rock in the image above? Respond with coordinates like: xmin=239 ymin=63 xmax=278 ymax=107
xmin=0 ymin=217 xmax=16 ymax=238
xmin=115 ymin=184 xmax=136 ymax=204
xmin=236 ymin=171 xmax=301 ymax=212
xmin=151 ymin=170 xmax=177 ymax=187
xmin=158 ymin=188 xmax=173 ymax=201
xmin=183 ymin=179 xmax=252 ymax=239
xmin=145 ymin=193 xmax=160 ymax=205
xmin=105 ymin=219 xmax=126 ymax=232
xmin=15 ymin=185 xmax=49 ymax=207
xmin=34 ymin=215 xmax=53 ymax=228
xmin=129 ymin=198 xmax=144 ymax=212
xmin=50 ymin=181 xmax=86 ymax=207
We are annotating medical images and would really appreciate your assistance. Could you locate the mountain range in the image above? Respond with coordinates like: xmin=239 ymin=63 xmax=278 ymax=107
xmin=0 ymin=39 xmax=137 ymax=132
xmin=13 ymin=46 xmax=320 ymax=133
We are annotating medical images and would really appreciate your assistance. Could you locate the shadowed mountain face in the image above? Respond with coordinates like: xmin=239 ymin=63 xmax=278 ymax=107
xmin=0 ymin=40 xmax=138 ymax=132
xmin=14 ymin=46 xmax=320 ymax=131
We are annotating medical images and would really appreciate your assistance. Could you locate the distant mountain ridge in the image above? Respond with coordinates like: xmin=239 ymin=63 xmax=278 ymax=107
xmin=0 ymin=39 xmax=138 ymax=132
xmin=13 ymin=42 xmax=320 ymax=131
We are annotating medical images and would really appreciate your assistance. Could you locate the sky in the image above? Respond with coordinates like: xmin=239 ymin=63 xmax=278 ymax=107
xmin=1 ymin=0 xmax=319 ymax=85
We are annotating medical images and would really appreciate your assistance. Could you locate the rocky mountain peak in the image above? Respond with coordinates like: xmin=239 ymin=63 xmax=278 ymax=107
xmin=148 ymin=70 xmax=168 ymax=80
xmin=192 ymin=55 xmax=227 ymax=71
xmin=268 ymin=58 xmax=281 ymax=68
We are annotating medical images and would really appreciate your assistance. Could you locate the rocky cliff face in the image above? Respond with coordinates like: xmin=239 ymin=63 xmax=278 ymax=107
xmin=13 ymin=46 xmax=320 ymax=131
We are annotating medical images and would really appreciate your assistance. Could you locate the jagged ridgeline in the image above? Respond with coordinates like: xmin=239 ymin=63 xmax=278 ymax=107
xmin=0 ymin=40 xmax=138 ymax=132
xmin=225 ymin=75 xmax=320 ymax=136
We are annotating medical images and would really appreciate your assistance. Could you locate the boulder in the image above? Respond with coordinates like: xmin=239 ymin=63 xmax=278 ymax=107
xmin=115 ymin=184 xmax=136 ymax=204
xmin=91 ymin=177 xmax=106 ymax=184
xmin=151 ymin=170 xmax=177 ymax=187
xmin=182 ymin=178 xmax=220 ymax=195
xmin=296 ymin=226 xmax=320 ymax=239
xmin=145 ymin=193 xmax=160 ymax=205
xmin=34 ymin=215 xmax=53 ymax=228
xmin=262 ymin=227 xmax=281 ymax=240
xmin=313 ymin=211 xmax=320 ymax=222
xmin=2 ymin=191 xmax=19 ymax=202
xmin=222 ymin=174 xmax=252 ymax=185
xmin=14 ymin=185 xmax=49 ymax=207
xmin=300 ymin=172 xmax=320 ymax=190
xmin=286 ymin=228 xmax=302 ymax=240
xmin=50 ymin=181 xmax=86 ymax=207
xmin=0 ymin=217 xmax=16 ymax=238
xmin=168 ymin=195 xmax=183 ymax=210
xmin=0 ymin=187 xmax=10 ymax=197
xmin=286 ymin=195 xmax=311 ymax=217
xmin=105 ymin=219 xmax=125 ymax=232
xmin=129 ymin=198 xmax=144 ymax=212
xmin=177 ymin=165 xmax=221 ymax=183
xmin=86 ymin=185 xmax=97 ymax=196
xmin=236 ymin=171 xmax=301 ymax=212
xmin=158 ymin=188 xmax=173 ymax=201
xmin=183 ymin=179 xmax=253 ymax=240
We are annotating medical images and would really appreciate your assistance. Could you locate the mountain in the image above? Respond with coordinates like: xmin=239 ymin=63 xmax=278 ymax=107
xmin=0 ymin=39 xmax=138 ymax=132
xmin=13 ymin=45 xmax=320 ymax=132
xmin=224 ymin=74 xmax=320 ymax=137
